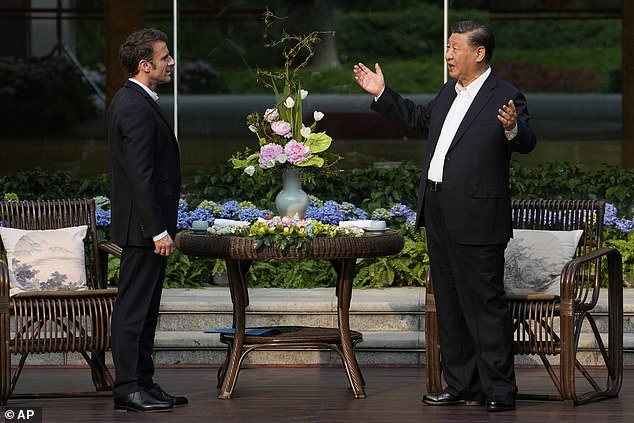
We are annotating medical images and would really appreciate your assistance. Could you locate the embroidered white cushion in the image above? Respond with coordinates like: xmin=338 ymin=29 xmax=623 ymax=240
xmin=504 ymin=229 xmax=584 ymax=296
xmin=0 ymin=225 xmax=88 ymax=296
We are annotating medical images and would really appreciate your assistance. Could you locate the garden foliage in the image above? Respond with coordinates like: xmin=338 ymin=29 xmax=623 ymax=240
xmin=3 ymin=159 xmax=634 ymax=289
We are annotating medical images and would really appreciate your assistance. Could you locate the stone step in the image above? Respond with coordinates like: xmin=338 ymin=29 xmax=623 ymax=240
xmin=157 ymin=287 xmax=424 ymax=333
xmin=150 ymin=287 xmax=634 ymax=367
xmin=15 ymin=330 xmax=634 ymax=368
xmin=13 ymin=288 xmax=634 ymax=367
xmin=156 ymin=287 xmax=634 ymax=333
xmin=155 ymin=287 xmax=424 ymax=366
xmin=152 ymin=330 xmax=425 ymax=366
xmin=150 ymin=330 xmax=634 ymax=367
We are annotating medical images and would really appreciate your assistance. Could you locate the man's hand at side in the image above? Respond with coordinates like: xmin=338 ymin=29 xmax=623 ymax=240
xmin=154 ymin=233 xmax=174 ymax=256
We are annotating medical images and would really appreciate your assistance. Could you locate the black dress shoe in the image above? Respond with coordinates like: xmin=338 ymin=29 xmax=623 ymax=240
xmin=144 ymin=383 xmax=189 ymax=407
xmin=423 ymin=391 xmax=485 ymax=406
xmin=486 ymin=399 xmax=516 ymax=412
xmin=114 ymin=390 xmax=173 ymax=412
xmin=423 ymin=391 xmax=462 ymax=406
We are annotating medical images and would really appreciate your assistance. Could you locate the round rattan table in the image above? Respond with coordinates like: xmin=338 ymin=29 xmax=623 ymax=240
xmin=175 ymin=229 xmax=404 ymax=399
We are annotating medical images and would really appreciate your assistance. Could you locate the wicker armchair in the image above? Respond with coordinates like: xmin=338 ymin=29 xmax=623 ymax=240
xmin=0 ymin=199 xmax=121 ymax=404
xmin=425 ymin=200 xmax=623 ymax=405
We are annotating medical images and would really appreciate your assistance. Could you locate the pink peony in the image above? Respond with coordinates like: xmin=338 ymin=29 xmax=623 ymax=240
xmin=258 ymin=143 xmax=284 ymax=169
xmin=270 ymin=120 xmax=292 ymax=137
xmin=284 ymin=139 xmax=311 ymax=165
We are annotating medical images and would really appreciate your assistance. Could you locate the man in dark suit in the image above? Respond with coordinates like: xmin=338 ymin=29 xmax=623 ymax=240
xmin=107 ymin=28 xmax=186 ymax=413
xmin=354 ymin=20 xmax=536 ymax=412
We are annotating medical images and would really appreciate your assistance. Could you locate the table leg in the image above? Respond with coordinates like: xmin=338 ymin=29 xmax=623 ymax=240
xmin=331 ymin=258 xmax=367 ymax=399
xmin=218 ymin=259 xmax=251 ymax=399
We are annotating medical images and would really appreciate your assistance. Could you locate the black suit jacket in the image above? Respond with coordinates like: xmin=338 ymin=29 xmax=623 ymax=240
xmin=107 ymin=81 xmax=181 ymax=247
xmin=372 ymin=70 xmax=536 ymax=245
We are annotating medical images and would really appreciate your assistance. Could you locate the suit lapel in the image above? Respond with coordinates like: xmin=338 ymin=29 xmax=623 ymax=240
xmin=147 ymin=95 xmax=181 ymax=157
xmin=124 ymin=81 xmax=180 ymax=157
xmin=447 ymin=72 xmax=497 ymax=152
xmin=428 ymin=82 xmax=458 ymax=153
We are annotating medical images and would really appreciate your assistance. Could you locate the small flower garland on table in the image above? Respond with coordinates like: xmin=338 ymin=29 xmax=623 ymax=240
xmin=210 ymin=215 xmax=364 ymax=253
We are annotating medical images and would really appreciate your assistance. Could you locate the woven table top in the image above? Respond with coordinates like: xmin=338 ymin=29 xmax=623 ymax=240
xmin=175 ymin=230 xmax=405 ymax=260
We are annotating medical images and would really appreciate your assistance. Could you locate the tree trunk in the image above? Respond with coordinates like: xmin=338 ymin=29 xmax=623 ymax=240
xmin=310 ymin=0 xmax=341 ymax=69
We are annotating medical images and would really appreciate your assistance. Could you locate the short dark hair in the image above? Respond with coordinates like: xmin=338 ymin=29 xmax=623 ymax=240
xmin=119 ymin=28 xmax=169 ymax=78
xmin=450 ymin=20 xmax=495 ymax=63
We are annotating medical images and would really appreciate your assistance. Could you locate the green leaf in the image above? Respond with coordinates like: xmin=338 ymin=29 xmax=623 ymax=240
xmin=305 ymin=132 xmax=332 ymax=153
xmin=296 ymin=155 xmax=324 ymax=168
xmin=231 ymin=158 xmax=250 ymax=168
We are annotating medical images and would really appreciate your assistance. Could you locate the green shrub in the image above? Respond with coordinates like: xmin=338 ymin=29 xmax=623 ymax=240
xmin=7 ymin=161 xmax=634 ymax=289
xmin=604 ymin=231 xmax=634 ymax=287
xmin=0 ymin=168 xmax=80 ymax=200
xmin=335 ymin=4 xmax=486 ymax=65
xmin=0 ymin=168 xmax=108 ymax=201
xmin=164 ymin=250 xmax=217 ymax=288
xmin=509 ymin=161 xmax=634 ymax=217
xmin=190 ymin=161 xmax=420 ymax=213
xmin=247 ymin=260 xmax=337 ymax=288
xmin=355 ymin=228 xmax=429 ymax=288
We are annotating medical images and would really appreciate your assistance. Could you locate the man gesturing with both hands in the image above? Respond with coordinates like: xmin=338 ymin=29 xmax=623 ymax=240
xmin=354 ymin=20 xmax=536 ymax=412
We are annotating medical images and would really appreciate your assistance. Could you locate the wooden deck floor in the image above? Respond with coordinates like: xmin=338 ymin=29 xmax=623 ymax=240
xmin=3 ymin=366 xmax=633 ymax=422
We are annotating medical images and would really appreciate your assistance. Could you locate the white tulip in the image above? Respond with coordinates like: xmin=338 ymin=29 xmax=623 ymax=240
xmin=264 ymin=108 xmax=279 ymax=122
xmin=300 ymin=89 xmax=308 ymax=99
xmin=244 ymin=165 xmax=255 ymax=176
xmin=277 ymin=154 xmax=288 ymax=164
xmin=284 ymin=96 xmax=295 ymax=108
xmin=248 ymin=124 xmax=258 ymax=133
xmin=300 ymin=126 xmax=312 ymax=139
xmin=314 ymin=111 xmax=324 ymax=121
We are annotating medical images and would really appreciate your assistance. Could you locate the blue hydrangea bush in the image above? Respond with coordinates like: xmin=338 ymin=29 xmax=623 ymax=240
xmin=92 ymin=198 xmax=634 ymax=289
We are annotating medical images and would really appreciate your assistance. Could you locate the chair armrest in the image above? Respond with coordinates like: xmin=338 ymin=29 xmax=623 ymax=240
xmin=0 ymin=260 xmax=9 ymax=313
xmin=560 ymin=247 xmax=623 ymax=309
xmin=95 ymin=241 xmax=122 ymax=289
xmin=98 ymin=241 xmax=122 ymax=259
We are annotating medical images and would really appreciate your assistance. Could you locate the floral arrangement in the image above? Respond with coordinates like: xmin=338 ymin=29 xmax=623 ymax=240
xmin=93 ymin=196 xmax=634 ymax=238
xmin=178 ymin=197 xmax=371 ymax=252
xmin=231 ymin=12 xmax=339 ymax=180
xmin=92 ymin=196 xmax=420 ymax=235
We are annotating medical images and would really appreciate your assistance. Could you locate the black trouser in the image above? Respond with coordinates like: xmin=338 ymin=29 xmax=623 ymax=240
xmin=111 ymin=246 xmax=166 ymax=398
xmin=424 ymin=187 xmax=517 ymax=402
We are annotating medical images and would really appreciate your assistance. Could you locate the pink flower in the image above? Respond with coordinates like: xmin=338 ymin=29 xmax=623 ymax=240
xmin=270 ymin=120 xmax=291 ymax=137
xmin=284 ymin=139 xmax=311 ymax=165
xmin=258 ymin=143 xmax=284 ymax=169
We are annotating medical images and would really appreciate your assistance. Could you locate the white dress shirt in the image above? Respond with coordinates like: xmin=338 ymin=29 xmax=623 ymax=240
xmin=128 ymin=78 xmax=159 ymax=101
xmin=427 ymin=67 xmax=494 ymax=182
xmin=427 ymin=69 xmax=519 ymax=182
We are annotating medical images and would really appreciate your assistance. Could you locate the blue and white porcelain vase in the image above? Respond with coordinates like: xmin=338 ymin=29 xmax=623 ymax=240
xmin=275 ymin=168 xmax=310 ymax=218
